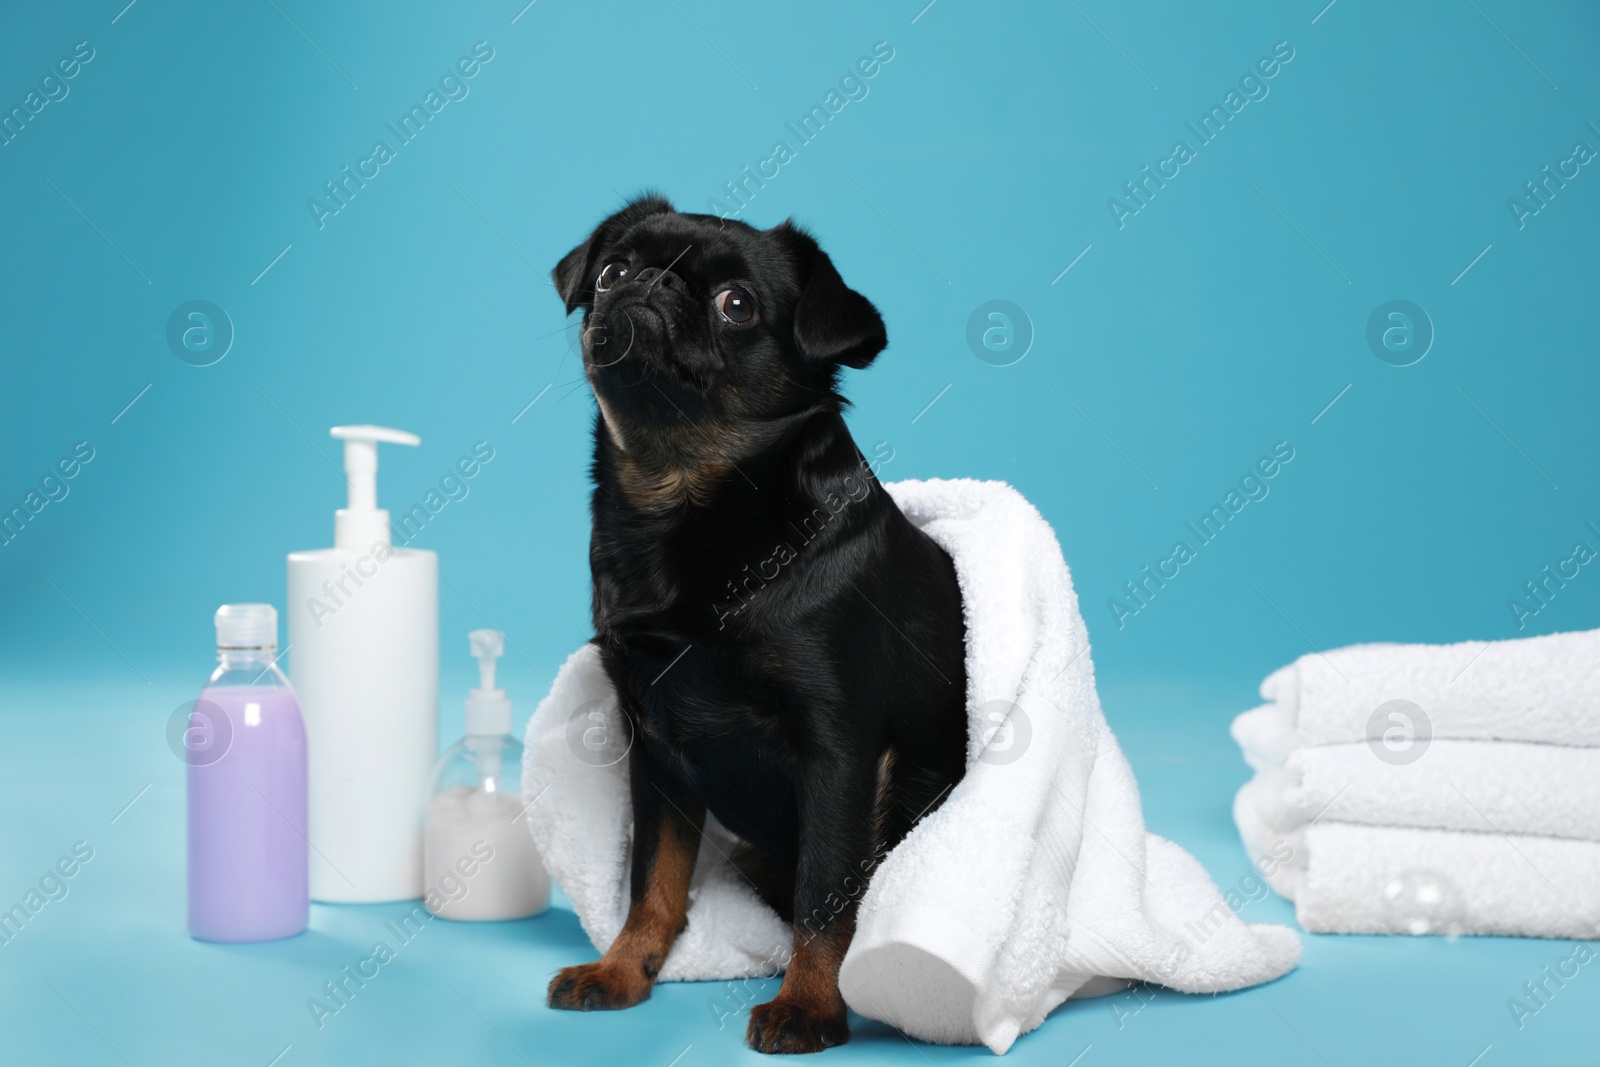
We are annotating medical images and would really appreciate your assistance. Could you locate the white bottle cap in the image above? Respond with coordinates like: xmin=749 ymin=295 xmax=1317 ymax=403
xmin=464 ymin=629 xmax=511 ymax=735
xmin=330 ymin=425 xmax=421 ymax=550
xmin=215 ymin=603 xmax=278 ymax=651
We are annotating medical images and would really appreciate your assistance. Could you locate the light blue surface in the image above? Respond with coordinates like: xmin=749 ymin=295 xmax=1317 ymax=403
xmin=2 ymin=0 xmax=1597 ymax=1062
xmin=6 ymin=677 xmax=1598 ymax=1065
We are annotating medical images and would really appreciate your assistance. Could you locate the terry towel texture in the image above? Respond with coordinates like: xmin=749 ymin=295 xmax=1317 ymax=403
xmin=1252 ymin=630 xmax=1600 ymax=749
xmin=1232 ymin=630 xmax=1600 ymax=939
xmin=525 ymin=479 xmax=1300 ymax=1054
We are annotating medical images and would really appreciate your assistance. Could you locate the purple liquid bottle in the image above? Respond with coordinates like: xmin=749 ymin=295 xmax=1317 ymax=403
xmin=187 ymin=603 xmax=309 ymax=942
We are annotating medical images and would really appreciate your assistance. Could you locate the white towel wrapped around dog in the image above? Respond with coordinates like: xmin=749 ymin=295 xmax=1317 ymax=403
xmin=524 ymin=479 xmax=1300 ymax=1053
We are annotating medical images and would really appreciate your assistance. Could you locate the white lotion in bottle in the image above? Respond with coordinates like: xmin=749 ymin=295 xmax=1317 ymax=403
xmin=423 ymin=630 xmax=550 ymax=921
xmin=288 ymin=425 xmax=438 ymax=902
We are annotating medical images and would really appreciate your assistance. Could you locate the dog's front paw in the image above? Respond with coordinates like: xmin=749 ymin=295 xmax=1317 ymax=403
xmin=747 ymin=995 xmax=849 ymax=1054
xmin=547 ymin=961 xmax=652 ymax=1011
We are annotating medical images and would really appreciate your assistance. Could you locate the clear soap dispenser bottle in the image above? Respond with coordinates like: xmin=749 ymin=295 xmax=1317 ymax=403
xmin=423 ymin=630 xmax=550 ymax=920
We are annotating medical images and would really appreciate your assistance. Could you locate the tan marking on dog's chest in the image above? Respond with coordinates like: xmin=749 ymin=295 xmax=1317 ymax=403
xmin=613 ymin=453 xmax=732 ymax=511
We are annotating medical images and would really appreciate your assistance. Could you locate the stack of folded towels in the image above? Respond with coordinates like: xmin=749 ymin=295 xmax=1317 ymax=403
xmin=1231 ymin=627 xmax=1600 ymax=938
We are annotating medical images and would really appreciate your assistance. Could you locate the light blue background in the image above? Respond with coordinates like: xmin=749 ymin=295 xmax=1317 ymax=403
xmin=1 ymin=1 xmax=1596 ymax=1064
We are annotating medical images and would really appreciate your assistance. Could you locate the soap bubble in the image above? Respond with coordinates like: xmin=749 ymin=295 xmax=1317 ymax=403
xmin=1381 ymin=868 xmax=1464 ymax=937
xmin=564 ymin=699 xmax=633 ymax=768
xmin=166 ymin=699 xmax=233 ymax=766
xmin=1365 ymin=699 xmax=1431 ymax=766
xmin=971 ymin=699 xmax=1031 ymax=766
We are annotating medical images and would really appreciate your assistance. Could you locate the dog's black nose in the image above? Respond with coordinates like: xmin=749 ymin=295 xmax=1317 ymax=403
xmin=632 ymin=267 xmax=686 ymax=294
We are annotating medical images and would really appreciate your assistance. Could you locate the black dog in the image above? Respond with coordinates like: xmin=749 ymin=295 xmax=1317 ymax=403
xmin=544 ymin=196 xmax=968 ymax=1054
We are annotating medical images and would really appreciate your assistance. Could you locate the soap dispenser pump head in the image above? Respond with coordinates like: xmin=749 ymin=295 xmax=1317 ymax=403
xmin=329 ymin=425 xmax=420 ymax=550
xmin=469 ymin=629 xmax=503 ymax=691
xmin=464 ymin=629 xmax=511 ymax=735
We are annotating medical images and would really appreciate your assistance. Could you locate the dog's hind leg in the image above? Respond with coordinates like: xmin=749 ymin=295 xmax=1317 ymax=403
xmin=876 ymin=745 xmax=961 ymax=857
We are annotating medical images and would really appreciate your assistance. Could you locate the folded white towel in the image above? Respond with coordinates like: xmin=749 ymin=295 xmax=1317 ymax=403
xmin=1235 ymin=779 xmax=1600 ymax=939
xmin=1256 ymin=630 xmax=1600 ymax=748
xmin=1234 ymin=736 xmax=1600 ymax=842
xmin=526 ymin=479 xmax=1300 ymax=1054
xmin=1233 ymin=627 xmax=1600 ymax=939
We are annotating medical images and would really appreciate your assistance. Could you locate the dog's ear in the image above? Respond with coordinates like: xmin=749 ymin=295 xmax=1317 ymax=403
xmin=553 ymin=194 xmax=674 ymax=314
xmin=776 ymin=222 xmax=887 ymax=370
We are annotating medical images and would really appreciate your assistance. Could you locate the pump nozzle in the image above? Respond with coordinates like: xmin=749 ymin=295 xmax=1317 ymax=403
xmin=469 ymin=629 xmax=504 ymax=691
xmin=464 ymin=629 xmax=511 ymax=735
xmin=329 ymin=425 xmax=420 ymax=549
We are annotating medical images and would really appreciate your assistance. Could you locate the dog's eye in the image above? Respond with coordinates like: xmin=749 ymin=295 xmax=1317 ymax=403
xmin=713 ymin=288 xmax=756 ymax=324
xmin=596 ymin=261 xmax=630 ymax=292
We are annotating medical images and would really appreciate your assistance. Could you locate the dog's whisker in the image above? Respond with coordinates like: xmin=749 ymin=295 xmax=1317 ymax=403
xmin=536 ymin=319 xmax=582 ymax=343
xmin=552 ymin=346 xmax=573 ymax=384
xmin=552 ymin=377 xmax=592 ymax=408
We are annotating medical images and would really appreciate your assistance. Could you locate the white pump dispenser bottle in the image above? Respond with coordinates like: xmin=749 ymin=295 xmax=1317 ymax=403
xmin=287 ymin=425 xmax=439 ymax=903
